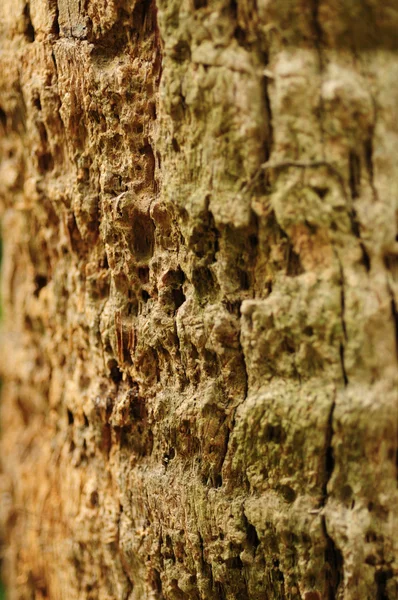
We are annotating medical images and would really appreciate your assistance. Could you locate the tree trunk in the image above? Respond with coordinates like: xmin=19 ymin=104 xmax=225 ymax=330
xmin=1 ymin=1 xmax=398 ymax=598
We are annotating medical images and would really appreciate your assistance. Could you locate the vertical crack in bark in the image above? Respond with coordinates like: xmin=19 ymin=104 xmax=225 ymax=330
xmin=321 ymin=396 xmax=344 ymax=599
xmin=364 ymin=93 xmax=380 ymax=202
xmin=23 ymin=2 xmax=36 ymax=42
xmin=321 ymin=516 xmax=344 ymax=600
xmin=348 ymin=151 xmax=361 ymax=199
xmin=321 ymin=396 xmax=336 ymax=507
xmin=353 ymin=226 xmax=371 ymax=272
xmin=385 ymin=278 xmax=398 ymax=362
xmin=218 ymin=421 xmax=231 ymax=488
xmin=339 ymin=342 xmax=348 ymax=386
xmin=311 ymin=0 xmax=323 ymax=61
xmin=337 ymin=257 xmax=349 ymax=386
xmin=311 ymin=0 xmax=326 ymax=158
xmin=347 ymin=155 xmax=371 ymax=271
xmin=383 ymin=249 xmax=398 ymax=366
xmin=52 ymin=0 xmax=60 ymax=36
xmin=364 ymin=135 xmax=379 ymax=202
xmin=390 ymin=293 xmax=398 ymax=360
xmin=262 ymin=55 xmax=274 ymax=166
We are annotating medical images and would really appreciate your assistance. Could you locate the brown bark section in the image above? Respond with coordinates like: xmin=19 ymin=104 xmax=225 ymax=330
xmin=0 ymin=1 xmax=398 ymax=599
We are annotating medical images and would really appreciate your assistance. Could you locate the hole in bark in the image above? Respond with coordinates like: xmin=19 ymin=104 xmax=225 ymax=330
xmin=341 ymin=484 xmax=353 ymax=504
xmin=214 ymin=474 xmax=223 ymax=488
xmin=51 ymin=6 xmax=60 ymax=36
xmin=263 ymin=423 xmax=286 ymax=444
xmin=163 ymin=447 xmax=176 ymax=466
xmin=138 ymin=266 xmax=149 ymax=283
xmin=279 ymin=485 xmax=296 ymax=503
xmin=244 ymin=519 xmax=260 ymax=549
xmin=90 ymin=491 xmax=98 ymax=506
xmin=234 ymin=26 xmax=247 ymax=46
xmin=67 ymin=410 xmax=74 ymax=425
xmin=238 ymin=269 xmax=250 ymax=290
xmin=162 ymin=268 xmax=186 ymax=311
xmin=23 ymin=4 xmax=35 ymax=42
xmin=33 ymin=94 xmax=42 ymax=111
xmin=194 ymin=0 xmax=207 ymax=7
xmin=34 ymin=274 xmax=47 ymax=296
xmin=375 ymin=569 xmax=392 ymax=600
xmin=313 ymin=186 xmax=329 ymax=199
xmin=38 ymin=122 xmax=48 ymax=145
xmin=390 ymin=296 xmax=398 ymax=357
xmin=108 ymin=360 xmax=123 ymax=384
xmin=171 ymin=40 xmax=191 ymax=63
xmin=152 ymin=569 xmax=162 ymax=593
xmin=172 ymin=287 xmax=186 ymax=310
xmin=131 ymin=211 xmax=155 ymax=260
xmin=129 ymin=394 xmax=146 ymax=421
xmin=141 ymin=289 xmax=150 ymax=302
xmin=364 ymin=138 xmax=374 ymax=183
xmin=189 ymin=207 xmax=218 ymax=261
xmin=172 ymin=137 xmax=180 ymax=152
xmin=0 ymin=107 xmax=6 ymax=128
xmin=286 ymin=243 xmax=304 ymax=277
xmin=365 ymin=531 xmax=378 ymax=543
xmin=224 ymin=300 xmax=240 ymax=316
xmin=283 ymin=338 xmax=296 ymax=354
xmin=249 ymin=234 xmax=259 ymax=248
xmin=138 ymin=142 xmax=156 ymax=182
xmin=38 ymin=152 xmax=54 ymax=173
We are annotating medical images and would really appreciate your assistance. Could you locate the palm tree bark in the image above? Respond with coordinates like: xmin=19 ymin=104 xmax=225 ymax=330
xmin=0 ymin=1 xmax=398 ymax=599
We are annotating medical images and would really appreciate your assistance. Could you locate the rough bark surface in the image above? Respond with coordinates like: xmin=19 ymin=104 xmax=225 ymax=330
xmin=1 ymin=1 xmax=398 ymax=599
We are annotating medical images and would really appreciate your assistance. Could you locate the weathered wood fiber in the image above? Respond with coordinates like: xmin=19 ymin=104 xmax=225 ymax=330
xmin=0 ymin=1 xmax=398 ymax=599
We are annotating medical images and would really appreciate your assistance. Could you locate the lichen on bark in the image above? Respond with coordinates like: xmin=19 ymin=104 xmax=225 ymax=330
xmin=0 ymin=1 xmax=398 ymax=599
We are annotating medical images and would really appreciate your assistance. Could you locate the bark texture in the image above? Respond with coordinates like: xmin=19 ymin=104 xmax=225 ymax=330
xmin=1 ymin=1 xmax=398 ymax=599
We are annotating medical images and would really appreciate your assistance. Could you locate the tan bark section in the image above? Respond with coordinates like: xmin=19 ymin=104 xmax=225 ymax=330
xmin=0 ymin=1 xmax=398 ymax=599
